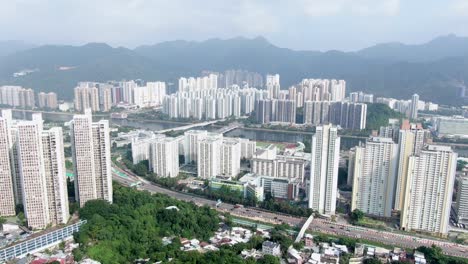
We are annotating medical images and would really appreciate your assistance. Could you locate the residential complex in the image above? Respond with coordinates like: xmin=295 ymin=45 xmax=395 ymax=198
xmin=74 ymin=84 xmax=100 ymax=112
xmin=0 ymin=86 xmax=35 ymax=109
xmin=394 ymin=122 xmax=426 ymax=211
xmin=351 ymin=137 xmax=398 ymax=217
xmin=251 ymin=145 xmax=306 ymax=181
xmin=0 ymin=116 xmax=16 ymax=216
xmin=349 ymin=91 xmax=374 ymax=103
xmin=309 ymin=124 xmax=340 ymax=215
xmin=400 ymin=145 xmax=457 ymax=235
xmin=37 ymin=92 xmax=58 ymax=109
xmin=71 ymin=109 xmax=112 ymax=207
xmin=303 ymin=101 xmax=367 ymax=129
xmin=255 ymin=99 xmax=296 ymax=124
xmin=150 ymin=137 xmax=180 ymax=178
xmin=0 ymin=111 xmax=69 ymax=229
xmin=198 ymin=137 xmax=223 ymax=179
xmin=456 ymin=176 xmax=468 ymax=225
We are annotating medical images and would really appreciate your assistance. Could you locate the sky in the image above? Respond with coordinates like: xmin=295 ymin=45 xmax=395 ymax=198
xmin=1 ymin=0 xmax=468 ymax=51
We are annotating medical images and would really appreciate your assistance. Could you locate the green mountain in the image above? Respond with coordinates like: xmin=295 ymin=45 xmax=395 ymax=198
xmin=356 ymin=34 xmax=468 ymax=62
xmin=0 ymin=36 xmax=467 ymax=105
xmin=0 ymin=40 xmax=36 ymax=57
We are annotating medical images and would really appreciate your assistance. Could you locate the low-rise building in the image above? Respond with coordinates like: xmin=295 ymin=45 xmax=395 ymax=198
xmin=262 ymin=241 xmax=281 ymax=256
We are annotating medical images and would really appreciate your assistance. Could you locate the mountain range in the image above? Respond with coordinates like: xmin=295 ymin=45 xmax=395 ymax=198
xmin=0 ymin=35 xmax=467 ymax=105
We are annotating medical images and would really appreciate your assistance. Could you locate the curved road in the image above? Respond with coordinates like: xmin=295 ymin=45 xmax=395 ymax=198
xmin=112 ymin=166 xmax=468 ymax=258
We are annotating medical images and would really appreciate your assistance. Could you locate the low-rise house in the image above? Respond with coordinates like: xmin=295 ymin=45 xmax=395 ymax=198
xmin=262 ymin=241 xmax=281 ymax=256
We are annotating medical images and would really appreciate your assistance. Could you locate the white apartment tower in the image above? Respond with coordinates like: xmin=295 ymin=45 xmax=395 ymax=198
xmin=456 ymin=176 xmax=468 ymax=225
xmin=351 ymin=137 xmax=398 ymax=217
xmin=400 ymin=145 xmax=457 ymax=235
xmin=197 ymin=137 xmax=222 ymax=179
xmin=409 ymin=94 xmax=419 ymax=119
xmin=0 ymin=117 xmax=16 ymax=216
xmin=150 ymin=137 xmax=180 ymax=178
xmin=1 ymin=109 xmax=22 ymax=205
xmin=71 ymin=109 xmax=112 ymax=207
xmin=184 ymin=130 xmax=208 ymax=164
xmin=309 ymin=124 xmax=340 ymax=215
xmin=394 ymin=124 xmax=426 ymax=211
xmin=0 ymin=111 xmax=69 ymax=227
xmin=74 ymin=86 xmax=100 ymax=112
xmin=266 ymin=74 xmax=280 ymax=99
xmin=16 ymin=118 xmax=50 ymax=229
xmin=41 ymin=127 xmax=70 ymax=225
xmin=220 ymin=139 xmax=241 ymax=178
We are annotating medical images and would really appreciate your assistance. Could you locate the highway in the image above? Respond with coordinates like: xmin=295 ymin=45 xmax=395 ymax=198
xmin=112 ymin=166 xmax=468 ymax=258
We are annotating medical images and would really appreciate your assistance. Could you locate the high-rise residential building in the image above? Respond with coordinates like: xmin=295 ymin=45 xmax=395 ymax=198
xmin=349 ymin=91 xmax=374 ymax=103
xmin=16 ymin=117 xmax=50 ymax=229
xmin=38 ymin=92 xmax=58 ymax=109
xmin=0 ymin=117 xmax=16 ymax=217
xmin=393 ymin=130 xmax=415 ymax=211
xmin=150 ymin=137 xmax=179 ymax=178
xmin=71 ymin=109 xmax=112 ymax=207
xmin=409 ymin=94 xmax=419 ymax=119
xmin=0 ymin=111 xmax=69 ymax=228
xmin=254 ymin=99 xmax=296 ymax=124
xmin=309 ymin=124 xmax=340 ymax=215
xmin=184 ymin=130 xmax=208 ymax=164
xmin=133 ymin=82 xmax=166 ymax=108
xmin=19 ymin=88 xmax=35 ymax=108
xmin=222 ymin=69 xmax=264 ymax=88
xmin=303 ymin=101 xmax=367 ymax=130
xmin=238 ymin=138 xmax=257 ymax=159
xmin=197 ymin=137 xmax=222 ymax=179
xmin=456 ymin=176 xmax=468 ymax=225
xmin=100 ymin=86 xmax=112 ymax=112
xmin=299 ymin=79 xmax=346 ymax=103
xmin=220 ymin=139 xmax=241 ymax=178
xmin=46 ymin=92 xmax=58 ymax=109
xmin=0 ymin=86 xmax=35 ymax=108
xmin=121 ymin=80 xmax=137 ymax=104
xmin=1 ymin=110 xmax=22 ymax=205
xmin=266 ymin=74 xmax=280 ymax=99
xmin=38 ymin=92 xmax=47 ymax=108
xmin=74 ymin=85 xmax=100 ymax=112
xmin=351 ymin=137 xmax=398 ymax=217
xmin=41 ymin=127 xmax=69 ymax=225
xmin=111 ymin=86 xmax=122 ymax=105
xmin=394 ymin=121 xmax=426 ymax=211
xmin=400 ymin=145 xmax=457 ymax=235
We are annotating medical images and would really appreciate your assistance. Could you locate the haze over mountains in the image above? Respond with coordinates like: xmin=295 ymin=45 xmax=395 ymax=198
xmin=0 ymin=34 xmax=467 ymax=105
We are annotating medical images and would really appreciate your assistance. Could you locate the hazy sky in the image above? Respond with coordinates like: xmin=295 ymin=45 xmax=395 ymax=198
xmin=1 ymin=0 xmax=468 ymax=51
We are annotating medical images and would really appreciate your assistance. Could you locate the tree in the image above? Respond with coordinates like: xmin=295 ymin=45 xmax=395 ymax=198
xmin=350 ymin=209 xmax=364 ymax=223
xmin=364 ymin=258 xmax=382 ymax=264
xmin=457 ymin=160 xmax=468 ymax=171
xmin=65 ymin=160 xmax=73 ymax=170
xmin=417 ymin=245 xmax=446 ymax=264
xmin=258 ymin=255 xmax=280 ymax=264
xmin=366 ymin=103 xmax=404 ymax=130
xmin=133 ymin=160 xmax=149 ymax=176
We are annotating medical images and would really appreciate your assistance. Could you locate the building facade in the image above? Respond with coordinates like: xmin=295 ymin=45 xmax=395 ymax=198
xmin=309 ymin=124 xmax=340 ymax=215
xmin=71 ymin=109 xmax=112 ymax=207
xmin=351 ymin=137 xmax=398 ymax=217
xmin=400 ymin=145 xmax=457 ymax=235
